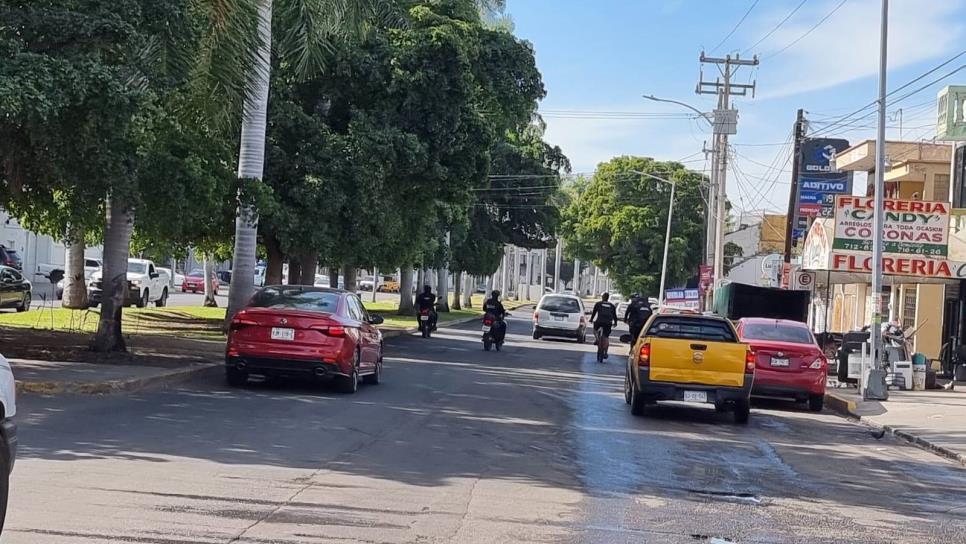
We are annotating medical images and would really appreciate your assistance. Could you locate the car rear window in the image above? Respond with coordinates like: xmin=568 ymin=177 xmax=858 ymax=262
xmin=742 ymin=323 xmax=815 ymax=344
xmin=249 ymin=287 xmax=340 ymax=313
xmin=646 ymin=316 xmax=737 ymax=342
xmin=539 ymin=296 xmax=581 ymax=313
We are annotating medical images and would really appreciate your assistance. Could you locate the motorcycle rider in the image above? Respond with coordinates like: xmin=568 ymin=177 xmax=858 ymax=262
xmin=415 ymin=285 xmax=438 ymax=330
xmin=482 ymin=290 xmax=508 ymax=343
xmin=623 ymin=293 xmax=652 ymax=342
xmin=590 ymin=292 xmax=619 ymax=360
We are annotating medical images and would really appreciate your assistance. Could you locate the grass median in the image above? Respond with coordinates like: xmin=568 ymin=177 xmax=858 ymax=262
xmin=0 ymin=296 xmax=532 ymax=341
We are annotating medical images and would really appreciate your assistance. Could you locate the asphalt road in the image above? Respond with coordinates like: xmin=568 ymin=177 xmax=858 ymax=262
xmin=6 ymin=313 xmax=966 ymax=543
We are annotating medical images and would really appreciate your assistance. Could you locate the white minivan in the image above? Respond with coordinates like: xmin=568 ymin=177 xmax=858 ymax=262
xmin=532 ymin=294 xmax=587 ymax=342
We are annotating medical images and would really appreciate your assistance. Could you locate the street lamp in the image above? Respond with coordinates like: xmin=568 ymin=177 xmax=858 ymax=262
xmin=641 ymin=94 xmax=713 ymax=126
xmin=631 ymin=170 xmax=675 ymax=308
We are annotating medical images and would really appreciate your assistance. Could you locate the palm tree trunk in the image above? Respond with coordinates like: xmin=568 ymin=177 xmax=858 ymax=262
xmin=328 ymin=267 xmax=339 ymax=289
xmin=462 ymin=273 xmax=473 ymax=308
xmin=398 ymin=267 xmax=414 ymax=315
xmin=343 ymin=266 xmax=357 ymax=292
xmin=91 ymin=194 xmax=134 ymax=352
xmin=225 ymin=0 xmax=273 ymax=328
xmin=452 ymin=272 xmax=462 ymax=310
xmin=299 ymin=253 xmax=317 ymax=286
xmin=203 ymin=255 xmax=218 ymax=307
xmin=288 ymin=258 xmax=302 ymax=286
xmin=62 ymin=226 xmax=88 ymax=309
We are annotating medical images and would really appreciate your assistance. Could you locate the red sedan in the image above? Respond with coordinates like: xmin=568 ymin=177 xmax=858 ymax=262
xmin=182 ymin=270 xmax=219 ymax=294
xmin=226 ymin=286 xmax=384 ymax=393
xmin=736 ymin=318 xmax=827 ymax=411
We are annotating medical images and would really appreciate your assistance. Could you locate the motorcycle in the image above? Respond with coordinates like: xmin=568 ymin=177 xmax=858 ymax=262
xmin=418 ymin=308 xmax=433 ymax=338
xmin=482 ymin=314 xmax=504 ymax=351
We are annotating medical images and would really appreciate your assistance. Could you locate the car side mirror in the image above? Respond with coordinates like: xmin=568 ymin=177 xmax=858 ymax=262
xmin=150 ymin=272 xmax=159 ymax=279
xmin=619 ymin=333 xmax=632 ymax=344
xmin=369 ymin=315 xmax=384 ymax=325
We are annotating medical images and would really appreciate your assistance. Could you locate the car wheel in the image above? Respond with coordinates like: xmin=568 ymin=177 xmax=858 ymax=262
xmin=16 ymin=292 xmax=30 ymax=313
xmin=808 ymin=394 xmax=824 ymax=412
xmin=136 ymin=290 xmax=148 ymax=309
xmin=338 ymin=353 xmax=360 ymax=394
xmin=734 ymin=399 xmax=751 ymax=424
xmin=624 ymin=369 xmax=632 ymax=405
xmin=363 ymin=360 xmax=381 ymax=385
xmin=0 ymin=443 xmax=8 ymax=533
xmin=226 ymin=367 xmax=248 ymax=387
xmin=155 ymin=288 xmax=168 ymax=308
xmin=532 ymin=331 xmax=541 ymax=340
xmin=630 ymin=380 xmax=646 ymax=416
xmin=576 ymin=330 xmax=586 ymax=344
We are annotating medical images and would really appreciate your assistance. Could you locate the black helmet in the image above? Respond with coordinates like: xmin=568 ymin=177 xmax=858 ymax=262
xmin=601 ymin=292 xmax=610 ymax=301
xmin=423 ymin=285 xmax=432 ymax=294
xmin=631 ymin=293 xmax=641 ymax=299
xmin=491 ymin=289 xmax=501 ymax=299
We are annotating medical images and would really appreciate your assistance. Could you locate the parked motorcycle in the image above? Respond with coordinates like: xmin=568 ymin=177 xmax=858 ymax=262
xmin=482 ymin=314 xmax=504 ymax=351
xmin=418 ymin=308 xmax=433 ymax=339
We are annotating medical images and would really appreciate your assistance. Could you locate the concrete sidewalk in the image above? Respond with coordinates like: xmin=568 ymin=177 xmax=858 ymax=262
xmin=826 ymin=385 xmax=966 ymax=466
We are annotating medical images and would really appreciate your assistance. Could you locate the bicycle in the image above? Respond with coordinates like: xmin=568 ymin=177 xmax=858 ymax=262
xmin=594 ymin=325 xmax=610 ymax=363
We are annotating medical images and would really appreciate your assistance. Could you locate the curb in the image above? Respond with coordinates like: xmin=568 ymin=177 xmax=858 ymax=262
xmin=825 ymin=391 xmax=966 ymax=467
xmin=15 ymin=363 xmax=219 ymax=396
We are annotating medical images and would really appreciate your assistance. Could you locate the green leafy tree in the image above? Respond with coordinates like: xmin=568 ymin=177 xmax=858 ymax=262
xmin=562 ymin=156 xmax=707 ymax=297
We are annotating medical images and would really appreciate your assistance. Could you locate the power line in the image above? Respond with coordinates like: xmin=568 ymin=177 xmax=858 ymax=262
xmin=763 ymin=0 xmax=848 ymax=60
xmin=710 ymin=0 xmax=760 ymax=53
xmin=741 ymin=0 xmax=807 ymax=55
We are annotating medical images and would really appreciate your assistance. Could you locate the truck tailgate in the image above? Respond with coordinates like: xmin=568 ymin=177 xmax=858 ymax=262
xmin=648 ymin=337 xmax=748 ymax=387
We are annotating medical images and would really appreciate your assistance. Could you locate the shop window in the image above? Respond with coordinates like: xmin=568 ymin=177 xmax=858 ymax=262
xmin=902 ymin=287 xmax=917 ymax=332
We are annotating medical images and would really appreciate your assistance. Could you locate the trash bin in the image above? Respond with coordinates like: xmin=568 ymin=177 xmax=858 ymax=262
xmin=912 ymin=353 xmax=927 ymax=391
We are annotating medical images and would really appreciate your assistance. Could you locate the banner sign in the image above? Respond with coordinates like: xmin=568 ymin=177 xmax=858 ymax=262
xmin=792 ymin=138 xmax=853 ymax=244
xmin=832 ymin=196 xmax=950 ymax=256
xmin=665 ymin=288 xmax=700 ymax=310
xmin=830 ymin=253 xmax=966 ymax=279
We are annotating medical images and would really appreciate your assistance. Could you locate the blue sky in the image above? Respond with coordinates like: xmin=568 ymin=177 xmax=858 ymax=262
xmin=506 ymin=0 xmax=966 ymax=218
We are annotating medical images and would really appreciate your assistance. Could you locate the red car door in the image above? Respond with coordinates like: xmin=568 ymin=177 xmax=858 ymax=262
xmin=347 ymin=295 xmax=380 ymax=370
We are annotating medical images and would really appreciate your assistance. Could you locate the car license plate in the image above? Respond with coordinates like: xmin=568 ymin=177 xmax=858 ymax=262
xmin=771 ymin=357 xmax=789 ymax=367
xmin=271 ymin=327 xmax=294 ymax=341
xmin=683 ymin=391 xmax=707 ymax=403
xmin=553 ymin=315 xmax=565 ymax=321
xmin=420 ymin=315 xmax=429 ymax=321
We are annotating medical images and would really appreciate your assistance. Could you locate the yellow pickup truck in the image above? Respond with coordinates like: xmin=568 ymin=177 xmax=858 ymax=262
xmin=624 ymin=312 xmax=755 ymax=423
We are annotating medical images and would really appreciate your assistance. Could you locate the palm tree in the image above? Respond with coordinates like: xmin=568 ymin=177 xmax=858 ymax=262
xmin=224 ymin=0 xmax=403 ymax=326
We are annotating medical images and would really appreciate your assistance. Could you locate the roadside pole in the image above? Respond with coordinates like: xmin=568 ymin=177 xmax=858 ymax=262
xmin=371 ymin=266 xmax=378 ymax=303
xmin=783 ymin=109 xmax=806 ymax=264
xmin=574 ymin=258 xmax=581 ymax=294
xmin=867 ymin=0 xmax=889 ymax=398
xmin=553 ymin=237 xmax=563 ymax=293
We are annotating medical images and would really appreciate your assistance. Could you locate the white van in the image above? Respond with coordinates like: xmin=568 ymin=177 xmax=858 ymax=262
xmin=532 ymin=294 xmax=587 ymax=342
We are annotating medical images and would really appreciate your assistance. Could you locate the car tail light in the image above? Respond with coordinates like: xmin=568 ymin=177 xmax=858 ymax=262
xmin=314 ymin=325 xmax=346 ymax=337
xmin=229 ymin=318 xmax=258 ymax=331
xmin=533 ymin=311 xmax=540 ymax=320
xmin=746 ymin=349 xmax=756 ymax=372
xmin=809 ymin=357 xmax=827 ymax=370
xmin=639 ymin=343 xmax=650 ymax=366
xmin=579 ymin=315 xmax=586 ymax=324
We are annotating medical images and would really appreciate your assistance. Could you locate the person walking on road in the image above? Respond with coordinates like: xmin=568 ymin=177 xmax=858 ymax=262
xmin=590 ymin=292 xmax=619 ymax=362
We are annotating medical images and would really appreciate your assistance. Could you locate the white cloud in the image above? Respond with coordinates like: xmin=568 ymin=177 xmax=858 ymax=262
xmin=754 ymin=0 xmax=965 ymax=99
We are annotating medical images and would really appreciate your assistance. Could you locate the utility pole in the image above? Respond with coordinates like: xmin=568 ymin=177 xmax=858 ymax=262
xmin=574 ymin=258 xmax=581 ymax=294
xmin=500 ymin=246 xmax=509 ymax=295
xmin=553 ymin=237 xmax=563 ymax=293
xmin=784 ymin=109 xmax=806 ymax=263
xmin=867 ymin=0 xmax=890 ymax=399
xmin=696 ymin=52 xmax=758 ymax=305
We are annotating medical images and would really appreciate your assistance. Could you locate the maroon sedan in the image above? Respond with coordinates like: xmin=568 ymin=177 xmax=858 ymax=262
xmin=226 ymin=286 xmax=384 ymax=393
xmin=736 ymin=318 xmax=827 ymax=411
xmin=182 ymin=269 xmax=219 ymax=294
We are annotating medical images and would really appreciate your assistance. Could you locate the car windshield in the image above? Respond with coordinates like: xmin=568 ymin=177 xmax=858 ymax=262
xmin=742 ymin=323 xmax=815 ymax=345
xmin=188 ymin=269 xmax=205 ymax=277
xmin=646 ymin=317 xmax=737 ymax=342
xmin=248 ymin=287 xmax=341 ymax=313
xmin=127 ymin=262 xmax=147 ymax=274
xmin=539 ymin=296 xmax=581 ymax=313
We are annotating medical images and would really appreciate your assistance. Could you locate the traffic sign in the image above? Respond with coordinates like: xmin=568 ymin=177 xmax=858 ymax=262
xmin=791 ymin=270 xmax=816 ymax=292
